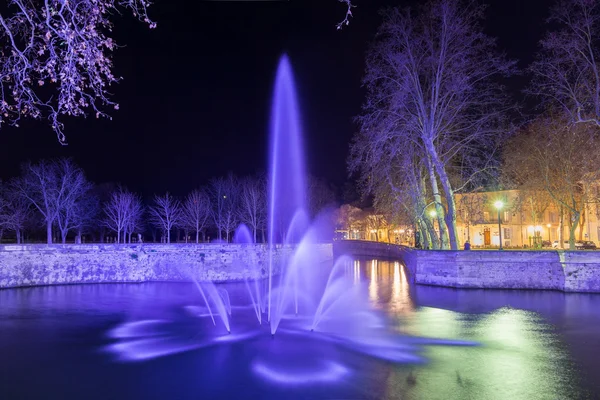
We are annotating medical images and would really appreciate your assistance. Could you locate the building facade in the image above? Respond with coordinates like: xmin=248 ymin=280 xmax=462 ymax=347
xmin=336 ymin=190 xmax=600 ymax=248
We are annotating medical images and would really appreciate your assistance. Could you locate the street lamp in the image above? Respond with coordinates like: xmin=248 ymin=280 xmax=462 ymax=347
xmin=547 ymin=223 xmax=551 ymax=244
xmin=494 ymin=200 xmax=504 ymax=250
xmin=429 ymin=210 xmax=438 ymax=248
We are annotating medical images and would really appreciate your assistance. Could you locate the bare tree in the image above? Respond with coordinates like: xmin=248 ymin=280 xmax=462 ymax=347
xmin=0 ymin=183 xmax=8 ymax=241
xmin=14 ymin=158 xmax=88 ymax=244
xmin=54 ymin=162 xmax=93 ymax=244
xmin=503 ymin=117 xmax=600 ymax=249
xmin=1 ymin=186 xmax=32 ymax=244
xmin=529 ymin=0 xmax=600 ymax=127
xmin=209 ymin=174 xmax=240 ymax=242
xmin=69 ymin=192 xmax=100 ymax=244
xmin=149 ymin=192 xmax=181 ymax=244
xmin=350 ymin=0 xmax=515 ymax=250
xmin=306 ymin=175 xmax=336 ymax=218
xmin=181 ymin=188 xmax=211 ymax=243
xmin=238 ymin=176 xmax=267 ymax=243
xmin=104 ymin=187 xmax=142 ymax=244
xmin=0 ymin=0 xmax=156 ymax=143
xmin=124 ymin=197 xmax=144 ymax=243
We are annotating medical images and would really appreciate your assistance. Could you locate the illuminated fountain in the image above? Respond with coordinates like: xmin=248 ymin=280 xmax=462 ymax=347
xmin=105 ymin=54 xmax=475 ymax=384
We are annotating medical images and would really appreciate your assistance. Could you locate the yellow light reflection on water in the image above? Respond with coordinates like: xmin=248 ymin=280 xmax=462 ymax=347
xmin=353 ymin=260 xmax=360 ymax=286
xmin=382 ymin=306 xmax=579 ymax=400
xmin=389 ymin=261 xmax=414 ymax=315
xmin=369 ymin=259 xmax=378 ymax=303
xmin=352 ymin=258 xmax=581 ymax=399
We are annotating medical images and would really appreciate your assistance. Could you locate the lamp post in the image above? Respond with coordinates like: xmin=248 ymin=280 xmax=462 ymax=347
xmin=547 ymin=223 xmax=551 ymax=244
xmin=494 ymin=201 xmax=504 ymax=250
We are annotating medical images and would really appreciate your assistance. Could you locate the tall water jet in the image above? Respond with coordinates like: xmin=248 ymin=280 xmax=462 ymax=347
xmin=267 ymin=54 xmax=308 ymax=326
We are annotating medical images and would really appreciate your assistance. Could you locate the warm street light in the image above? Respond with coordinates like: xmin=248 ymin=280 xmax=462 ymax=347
xmin=494 ymin=200 xmax=504 ymax=250
xmin=429 ymin=210 xmax=437 ymax=218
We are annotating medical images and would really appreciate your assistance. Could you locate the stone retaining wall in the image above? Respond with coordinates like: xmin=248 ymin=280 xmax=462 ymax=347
xmin=0 ymin=243 xmax=334 ymax=289
xmin=333 ymin=240 xmax=600 ymax=293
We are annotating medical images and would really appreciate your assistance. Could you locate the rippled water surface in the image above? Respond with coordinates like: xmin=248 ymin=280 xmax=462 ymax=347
xmin=1 ymin=258 xmax=599 ymax=399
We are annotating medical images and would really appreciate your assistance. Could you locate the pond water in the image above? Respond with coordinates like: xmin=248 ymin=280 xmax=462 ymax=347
xmin=0 ymin=258 xmax=598 ymax=399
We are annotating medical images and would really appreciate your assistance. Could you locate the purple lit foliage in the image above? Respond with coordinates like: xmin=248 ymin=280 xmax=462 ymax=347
xmin=0 ymin=0 xmax=155 ymax=143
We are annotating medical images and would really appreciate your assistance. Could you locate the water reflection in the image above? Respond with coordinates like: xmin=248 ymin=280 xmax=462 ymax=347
xmin=359 ymin=258 xmax=415 ymax=315
xmin=353 ymin=258 xmax=587 ymax=400
xmin=0 ymin=259 xmax=597 ymax=399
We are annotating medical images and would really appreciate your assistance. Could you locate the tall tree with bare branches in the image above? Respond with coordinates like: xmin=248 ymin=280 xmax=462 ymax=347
xmin=529 ymin=0 xmax=600 ymax=127
xmin=149 ymin=192 xmax=181 ymax=243
xmin=209 ymin=174 xmax=240 ymax=242
xmin=238 ymin=176 xmax=267 ymax=243
xmin=181 ymin=188 xmax=211 ymax=243
xmin=14 ymin=158 xmax=89 ymax=244
xmin=103 ymin=187 xmax=142 ymax=244
xmin=350 ymin=0 xmax=514 ymax=249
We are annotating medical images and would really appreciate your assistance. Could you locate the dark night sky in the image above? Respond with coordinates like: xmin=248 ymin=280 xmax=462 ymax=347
xmin=0 ymin=0 xmax=549 ymax=198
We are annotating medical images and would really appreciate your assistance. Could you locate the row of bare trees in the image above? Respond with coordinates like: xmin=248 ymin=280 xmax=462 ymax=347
xmin=349 ymin=0 xmax=600 ymax=250
xmin=0 ymin=159 xmax=336 ymax=244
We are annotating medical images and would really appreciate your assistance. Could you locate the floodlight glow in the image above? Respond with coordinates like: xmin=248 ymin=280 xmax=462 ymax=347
xmin=494 ymin=200 xmax=504 ymax=210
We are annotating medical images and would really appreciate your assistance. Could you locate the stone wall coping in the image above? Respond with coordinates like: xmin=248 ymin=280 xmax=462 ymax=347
xmin=333 ymin=240 xmax=600 ymax=293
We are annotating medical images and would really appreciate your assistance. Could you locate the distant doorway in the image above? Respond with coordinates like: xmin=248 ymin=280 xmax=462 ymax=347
xmin=483 ymin=227 xmax=491 ymax=246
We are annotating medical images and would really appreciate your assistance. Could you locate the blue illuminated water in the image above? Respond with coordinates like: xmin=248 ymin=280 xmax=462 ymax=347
xmin=0 ymin=259 xmax=598 ymax=399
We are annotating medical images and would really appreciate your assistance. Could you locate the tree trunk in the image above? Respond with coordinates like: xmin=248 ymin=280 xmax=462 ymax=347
xmin=196 ymin=229 xmax=200 ymax=244
xmin=578 ymin=209 xmax=586 ymax=241
xmin=424 ymin=153 xmax=449 ymax=249
xmin=253 ymin=228 xmax=257 ymax=244
xmin=418 ymin=219 xmax=432 ymax=249
xmin=117 ymin=230 xmax=121 ymax=244
xmin=559 ymin=206 xmax=564 ymax=248
xmin=16 ymin=228 xmax=21 ymax=244
xmin=46 ymin=221 xmax=53 ymax=244
xmin=425 ymin=217 xmax=439 ymax=249
xmin=569 ymin=211 xmax=580 ymax=250
xmin=167 ymin=230 xmax=170 ymax=244
xmin=427 ymin=139 xmax=459 ymax=250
